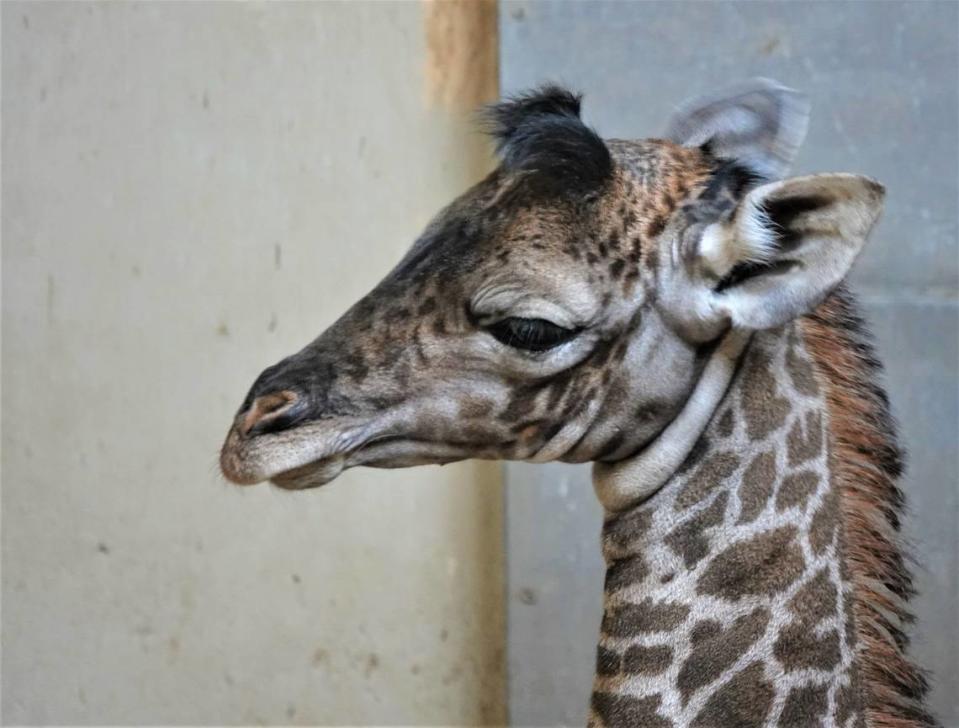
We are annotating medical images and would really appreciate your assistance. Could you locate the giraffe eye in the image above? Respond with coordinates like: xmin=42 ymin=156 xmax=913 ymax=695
xmin=487 ymin=317 xmax=579 ymax=352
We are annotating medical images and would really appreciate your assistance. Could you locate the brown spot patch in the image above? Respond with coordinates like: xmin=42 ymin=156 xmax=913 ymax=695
xmin=459 ymin=397 xmax=494 ymax=419
xmin=789 ymin=568 xmax=838 ymax=626
xmin=676 ymin=434 xmax=711 ymax=476
xmin=665 ymin=492 xmax=728 ymax=568
xmin=736 ymin=450 xmax=777 ymax=524
xmin=675 ymin=451 xmax=740 ymax=510
xmin=622 ymin=644 xmax=673 ymax=675
xmin=602 ymin=598 xmax=690 ymax=637
xmin=774 ymin=622 xmax=841 ymax=672
xmin=787 ymin=410 xmax=824 ymax=466
xmin=775 ymin=470 xmax=821 ymax=512
xmin=690 ymin=619 xmax=722 ymax=645
xmin=843 ymin=590 xmax=857 ymax=647
xmin=677 ymin=607 xmax=770 ymax=704
xmin=417 ymin=296 xmax=438 ymax=316
xmin=603 ymin=508 xmax=653 ymax=559
xmin=739 ymin=351 xmax=790 ymax=441
xmin=697 ymin=526 xmax=805 ymax=600
xmin=595 ymin=645 xmax=621 ymax=677
xmin=779 ymin=682 xmax=829 ymax=726
xmin=605 ymin=555 xmax=649 ymax=593
xmin=644 ymin=244 xmax=659 ymax=272
xmin=809 ymin=484 xmax=839 ymax=555
xmin=835 ymin=670 xmax=863 ymax=727
xmin=645 ymin=215 xmax=667 ymax=239
xmin=786 ymin=333 xmax=820 ymax=396
xmin=691 ymin=662 xmax=773 ymax=728
xmin=716 ymin=406 xmax=736 ymax=438
xmin=591 ymin=692 xmax=670 ymax=728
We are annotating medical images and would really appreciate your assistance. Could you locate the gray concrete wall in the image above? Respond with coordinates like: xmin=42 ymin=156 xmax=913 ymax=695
xmin=501 ymin=2 xmax=959 ymax=725
xmin=2 ymin=2 xmax=505 ymax=724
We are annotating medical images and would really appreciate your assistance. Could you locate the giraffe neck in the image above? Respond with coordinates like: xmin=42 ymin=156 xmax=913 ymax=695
xmin=588 ymin=289 xmax=933 ymax=728
xmin=590 ymin=318 xmax=860 ymax=727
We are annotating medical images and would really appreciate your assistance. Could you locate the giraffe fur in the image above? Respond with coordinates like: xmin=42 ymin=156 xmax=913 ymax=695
xmin=592 ymin=319 xmax=863 ymax=727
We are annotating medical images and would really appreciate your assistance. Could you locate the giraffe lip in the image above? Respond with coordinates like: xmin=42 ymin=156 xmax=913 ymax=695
xmin=265 ymin=435 xmax=471 ymax=489
xmin=269 ymin=455 xmax=346 ymax=490
xmin=265 ymin=434 xmax=408 ymax=489
xmin=220 ymin=417 xmax=378 ymax=486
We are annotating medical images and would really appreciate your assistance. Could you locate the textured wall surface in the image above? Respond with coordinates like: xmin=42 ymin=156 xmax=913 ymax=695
xmin=2 ymin=2 xmax=504 ymax=724
xmin=501 ymin=1 xmax=958 ymax=725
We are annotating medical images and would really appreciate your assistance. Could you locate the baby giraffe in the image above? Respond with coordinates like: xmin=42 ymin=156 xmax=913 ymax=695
xmin=221 ymin=80 xmax=935 ymax=727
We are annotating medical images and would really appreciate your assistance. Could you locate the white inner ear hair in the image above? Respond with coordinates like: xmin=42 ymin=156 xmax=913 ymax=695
xmin=699 ymin=189 xmax=779 ymax=278
xmin=592 ymin=328 xmax=751 ymax=512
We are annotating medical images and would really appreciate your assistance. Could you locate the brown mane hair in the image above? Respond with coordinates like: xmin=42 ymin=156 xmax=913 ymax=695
xmin=801 ymin=285 xmax=937 ymax=728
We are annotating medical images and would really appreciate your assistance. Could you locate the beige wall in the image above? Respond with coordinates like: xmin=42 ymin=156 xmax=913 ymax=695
xmin=2 ymin=2 xmax=504 ymax=724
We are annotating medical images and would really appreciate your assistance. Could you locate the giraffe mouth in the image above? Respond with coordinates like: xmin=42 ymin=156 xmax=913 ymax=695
xmin=266 ymin=435 xmax=471 ymax=490
xmin=220 ymin=418 xmax=471 ymax=490
xmin=219 ymin=417 xmax=374 ymax=487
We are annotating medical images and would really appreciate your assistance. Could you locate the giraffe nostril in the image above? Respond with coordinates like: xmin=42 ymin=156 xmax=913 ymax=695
xmin=238 ymin=390 xmax=304 ymax=437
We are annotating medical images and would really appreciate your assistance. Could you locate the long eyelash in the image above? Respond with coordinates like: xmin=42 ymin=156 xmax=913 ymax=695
xmin=487 ymin=317 xmax=578 ymax=352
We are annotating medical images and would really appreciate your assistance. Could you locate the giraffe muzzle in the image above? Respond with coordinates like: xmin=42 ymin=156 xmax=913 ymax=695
xmin=219 ymin=409 xmax=373 ymax=488
xmin=220 ymin=377 xmax=406 ymax=488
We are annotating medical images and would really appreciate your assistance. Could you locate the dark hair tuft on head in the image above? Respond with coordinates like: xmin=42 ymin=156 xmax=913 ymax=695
xmin=483 ymin=85 xmax=612 ymax=196
xmin=485 ymin=85 xmax=584 ymax=146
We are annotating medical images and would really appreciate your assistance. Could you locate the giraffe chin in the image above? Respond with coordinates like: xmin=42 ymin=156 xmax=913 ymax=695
xmin=269 ymin=456 xmax=346 ymax=490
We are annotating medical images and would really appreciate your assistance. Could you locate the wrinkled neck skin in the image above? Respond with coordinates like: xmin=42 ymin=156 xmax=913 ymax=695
xmin=593 ymin=328 xmax=751 ymax=512
xmin=587 ymin=322 xmax=863 ymax=728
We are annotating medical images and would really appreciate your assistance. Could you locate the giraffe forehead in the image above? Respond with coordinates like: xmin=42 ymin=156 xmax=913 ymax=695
xmin=474 ymin=153 xmax=701 ymax=274
xmin=607 ymin=139 xmax=712 ymax=201
xmin=381 ymin=140 xmax=713 ymax=312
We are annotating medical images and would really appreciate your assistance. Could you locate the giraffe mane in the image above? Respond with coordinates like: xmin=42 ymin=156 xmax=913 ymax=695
xmin=801 ymin=285 xmax=937 ymax=728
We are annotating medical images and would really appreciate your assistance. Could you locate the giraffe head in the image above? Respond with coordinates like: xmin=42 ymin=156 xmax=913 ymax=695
xmin=220 ymin=80 xmax=884 ymax=490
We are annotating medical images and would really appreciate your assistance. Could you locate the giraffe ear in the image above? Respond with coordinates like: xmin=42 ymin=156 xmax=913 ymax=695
xmin=666 ymin=78 xmax=810 ymax=181
xmin=700 ymin=174 xmax=885 ymax=330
